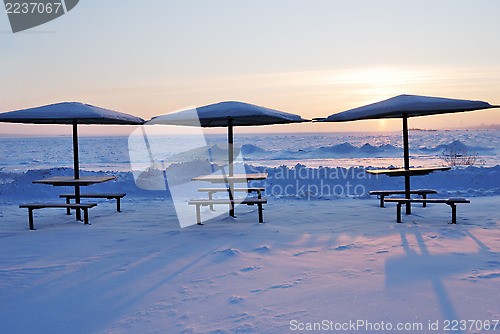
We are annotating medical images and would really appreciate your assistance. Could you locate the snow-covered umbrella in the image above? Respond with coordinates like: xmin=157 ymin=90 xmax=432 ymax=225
xmin=317 ymin=94 xmax=499 ymax=214
xmin=0 ymin=102 xmax=144 ymax=218
xmin=148 ymin=101 xmax=308 ymax=176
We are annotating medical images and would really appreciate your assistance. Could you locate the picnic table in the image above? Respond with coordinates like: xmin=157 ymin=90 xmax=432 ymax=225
xmin=190 ymin=173 xmax=268 ymax=224
xmin=366 ymin=166 xmax=451 ymax=214
xmin=29 ymin=175 xmax=118 ymax=223
xmin=365 ymin=166 xmax=451 ymax=177
xmin=33 ymin=176 xmax=117 ymax=186
xmin=369 ymin=189 xmax=437 ymax=207
xmin=191 ymin=173 xmax=268 ymax=183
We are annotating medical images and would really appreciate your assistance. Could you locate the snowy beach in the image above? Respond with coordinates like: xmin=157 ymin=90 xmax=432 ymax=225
xmin=1 ymin=195 xmax=500 ymax=333
xmin=1 ymin=131 xmax=500 ymax=333
xmin=3 ymin=0 xmax=500 ymax=332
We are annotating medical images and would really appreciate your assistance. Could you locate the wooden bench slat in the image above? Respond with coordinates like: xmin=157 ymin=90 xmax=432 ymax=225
xmin=385 ymin=198 xmax=470 ymax=204
xmin=369 ymin=189 xmax=437 ymax=195
xmin=189 ymin=199 xmax=267 ymax=205
xmin=20 ymin=203 xmax=97 ymax=209
xmin=59 ymin=193 xmax=126 ymax=198
xmin=188 ymin=199 xmax=267 ymax=225
xmin=384 ymin=197 xmax=470 ymax=224
xmin=369 ymin=189 xmax=438 ymax=207
xmin=59 ymin=193 xmax=125 ymax=212
xmin=198 ymin=188 xmax=265 ymax=192
xmin=19 ymin=203 xmax=98 ymax=230
xmin=197 ymin=188 xmax=265 ymax=210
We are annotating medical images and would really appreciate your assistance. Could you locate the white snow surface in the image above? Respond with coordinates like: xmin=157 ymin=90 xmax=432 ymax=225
xmin=149 ymin=101 xmax=307 ymax=127
xmin=1 ymin=195 xmax=499 ymax=333
xmin=0 ymin=102 xmax=144 ymax=124
xmin=1 ymin=130 xmax=500 ymax=333
xmin=321 ymin=95 xmax=498 ymax=121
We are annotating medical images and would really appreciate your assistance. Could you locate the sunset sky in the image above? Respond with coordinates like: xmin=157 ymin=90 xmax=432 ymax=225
xmin=1 ymin=0 xmax=500 ymax=135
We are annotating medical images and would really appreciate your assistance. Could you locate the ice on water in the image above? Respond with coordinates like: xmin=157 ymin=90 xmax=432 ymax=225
xmin=0 ymin=130 xmax=498 ymax=173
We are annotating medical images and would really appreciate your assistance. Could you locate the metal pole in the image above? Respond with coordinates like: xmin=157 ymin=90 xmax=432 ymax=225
xmin=72 ymin=120 xmax=80 ymax=179
xmin=402 ymin=114 xmax=411 ymax=215
xmin=72 ymin=120 xmax=82 ymax=221
xmin=228 ymin=119 xmax=234 ymax=177
xmin=227 ymin=119 xmax=235 ymax=217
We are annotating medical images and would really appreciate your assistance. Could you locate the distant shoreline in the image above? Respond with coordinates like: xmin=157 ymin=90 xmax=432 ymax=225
xmin=1 ymin=128 xmax=499 ymax=139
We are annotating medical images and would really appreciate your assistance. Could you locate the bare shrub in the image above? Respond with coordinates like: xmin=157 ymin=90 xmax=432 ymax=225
xmin=441 ymin=147 xmax=483 ymax=166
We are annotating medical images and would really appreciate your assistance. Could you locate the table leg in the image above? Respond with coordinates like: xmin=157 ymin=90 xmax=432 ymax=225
xmin=450 ymin=204 xmax=457 ymax=224
xmin=209 ymin=192 xmax=215 ymax=211
xmin=397 ymin=203 xmax=402 ymax=223
xmin=75 ymin=185 xmax=82 ymax=221
xmin=28 ymin=208 xmax=35 ymax=230
xmin=258 ymin=203 xmax=263 ymax=223
xmin=228 ymin=182 xmax=235 ymax=217
xmin=196 ymin=204 xmax=202 ymax=225
xmin=66 ymin=197 xmax=71 ymax=215
xmin=83 ymin=208 xmax=89 ymax=225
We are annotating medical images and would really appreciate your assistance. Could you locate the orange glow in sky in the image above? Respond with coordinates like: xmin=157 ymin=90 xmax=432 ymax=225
xmin=1 ymin=1 xmax=500 ymax=136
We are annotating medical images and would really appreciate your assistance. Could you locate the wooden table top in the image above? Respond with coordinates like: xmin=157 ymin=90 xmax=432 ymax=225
xmin=366 ymin=166 xmax=451 ymax=177
xmin=191 ymin=173 xmax=268 ymax=183
xmin=33 ymin=176 xmax=117 ymax=186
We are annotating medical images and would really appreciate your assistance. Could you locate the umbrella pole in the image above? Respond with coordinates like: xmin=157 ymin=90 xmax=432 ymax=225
xmin=72 ymin=120 xmax=82 ymax=221
xmin=228 ymin=119 xmax=234 ymax=177
xmin=227 ymin=119 xmax=235 ymax=217
xmin=402 ymin=114 xmax=411 ymax=215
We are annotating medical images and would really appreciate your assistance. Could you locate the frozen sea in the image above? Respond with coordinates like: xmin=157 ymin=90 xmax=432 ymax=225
xmin=0 ymin=130 xmax=499 ymax=173
xmin=1 ymin=129 xmax=499 ymax=202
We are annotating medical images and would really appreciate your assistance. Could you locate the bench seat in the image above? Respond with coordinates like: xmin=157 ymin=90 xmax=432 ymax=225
xmin=19 ymin=203 xmax=98 ymax=230
xmin=198 ymin=187 xmax=265 ymax=210
xmin=384 ymin=197 xmax=470 ymax=224
xmin=369 ymin=189 xmax=437 ymax=207
xmin=60 ymin=193 xmax=126 ymax=213
xmin=198 ymin=187 xmax=264 ymax=195
xmin=188 ymin=198 xmax=267 ymax=225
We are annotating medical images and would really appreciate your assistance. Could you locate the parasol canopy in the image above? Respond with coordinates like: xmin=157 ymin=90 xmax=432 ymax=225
xmin=149 ymin=101 xmax=306 ymax=126
xmin=0 ymin=102 xmax=144 ymax=220
xmin=149 ymin=101 xmax=308 ymax=175
xmin=0 ymin=102 xmax=144 ymax=124
xmin=148 ymin=101 xmax=308 ymax=218
xmin=317 ymin=94 xmax=499 ymax=214
xmin=320 ymin=94 xmax=498 ymax=122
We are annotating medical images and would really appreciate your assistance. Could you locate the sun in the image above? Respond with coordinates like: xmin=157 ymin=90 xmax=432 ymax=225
xmin=378 ymin=119 xmax=387 ymax=131
xmin=327 ymin=67 xmax=429 ymax=104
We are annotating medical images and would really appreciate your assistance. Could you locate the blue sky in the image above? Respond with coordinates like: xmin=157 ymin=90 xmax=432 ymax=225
xmin=1 ymin=0 xmax=500 ymax=135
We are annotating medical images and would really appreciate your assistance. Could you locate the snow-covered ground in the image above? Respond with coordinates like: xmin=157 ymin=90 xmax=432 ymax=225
xmin=1 ymin=193 xmax=500 ymax=333
xmin=1 ymin=130 xmax=499 ymax=333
